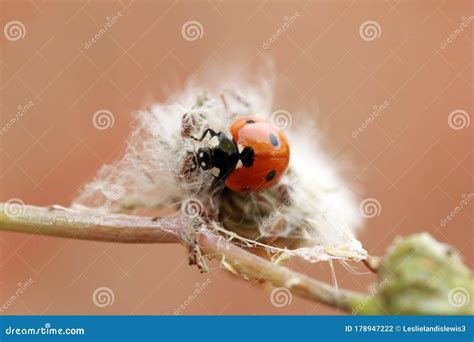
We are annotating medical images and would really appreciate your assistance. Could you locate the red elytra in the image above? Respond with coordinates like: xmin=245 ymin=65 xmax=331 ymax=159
xmin=226 ymin=116 xmax=290 ymax=192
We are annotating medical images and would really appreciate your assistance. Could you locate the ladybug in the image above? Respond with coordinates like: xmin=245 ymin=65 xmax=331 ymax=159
xmin=191 ymin=116 xmax=290 ymax=192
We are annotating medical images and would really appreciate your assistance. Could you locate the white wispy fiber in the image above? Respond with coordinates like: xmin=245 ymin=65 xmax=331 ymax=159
xmin=72 ymin=68 xmax=367 ymax=263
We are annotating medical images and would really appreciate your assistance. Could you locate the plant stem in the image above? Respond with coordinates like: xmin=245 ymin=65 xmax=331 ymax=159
xmin=199 ymin=230 xmax=364 ymax=311
xmin=0 ymin=204 xmax=182 ymax=243
xmin=0 ymin=203 xmax=364 ymax=312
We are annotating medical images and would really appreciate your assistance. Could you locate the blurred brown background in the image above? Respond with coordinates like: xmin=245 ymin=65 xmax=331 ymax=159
xmin=0 ymin=0 xmax=472 ymax=315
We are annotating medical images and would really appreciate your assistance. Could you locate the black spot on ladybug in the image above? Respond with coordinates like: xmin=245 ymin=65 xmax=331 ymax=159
xmin=269 ymin=133 xmax=279 ymax=147
xmin=240 ymin=147 xmax=254 ymax=167
xmin=266 ymin=170 xmax=276 ymax=182
xmin=246 ymin=119 xmax=256 ymax=124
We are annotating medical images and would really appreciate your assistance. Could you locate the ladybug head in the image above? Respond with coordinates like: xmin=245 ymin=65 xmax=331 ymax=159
xmin=195 ymin=147 xmax=213 ymax=170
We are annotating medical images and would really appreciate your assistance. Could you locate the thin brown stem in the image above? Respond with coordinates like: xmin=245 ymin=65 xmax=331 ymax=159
xmin=0 ymin=204 xmax=181 ymax=243
xmin=199 ymin=230 xmax=364 ymax=311
xmin=0 ymin=203 xmax=365 ymax=312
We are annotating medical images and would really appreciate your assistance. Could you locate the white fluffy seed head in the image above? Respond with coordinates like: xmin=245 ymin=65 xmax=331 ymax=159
xmin=72 ymin=68 xmax=366 ymax=263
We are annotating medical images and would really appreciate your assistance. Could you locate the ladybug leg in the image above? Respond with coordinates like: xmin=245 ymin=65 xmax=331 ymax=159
xmin=191 ymin=128 xmax=217 ymax=142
